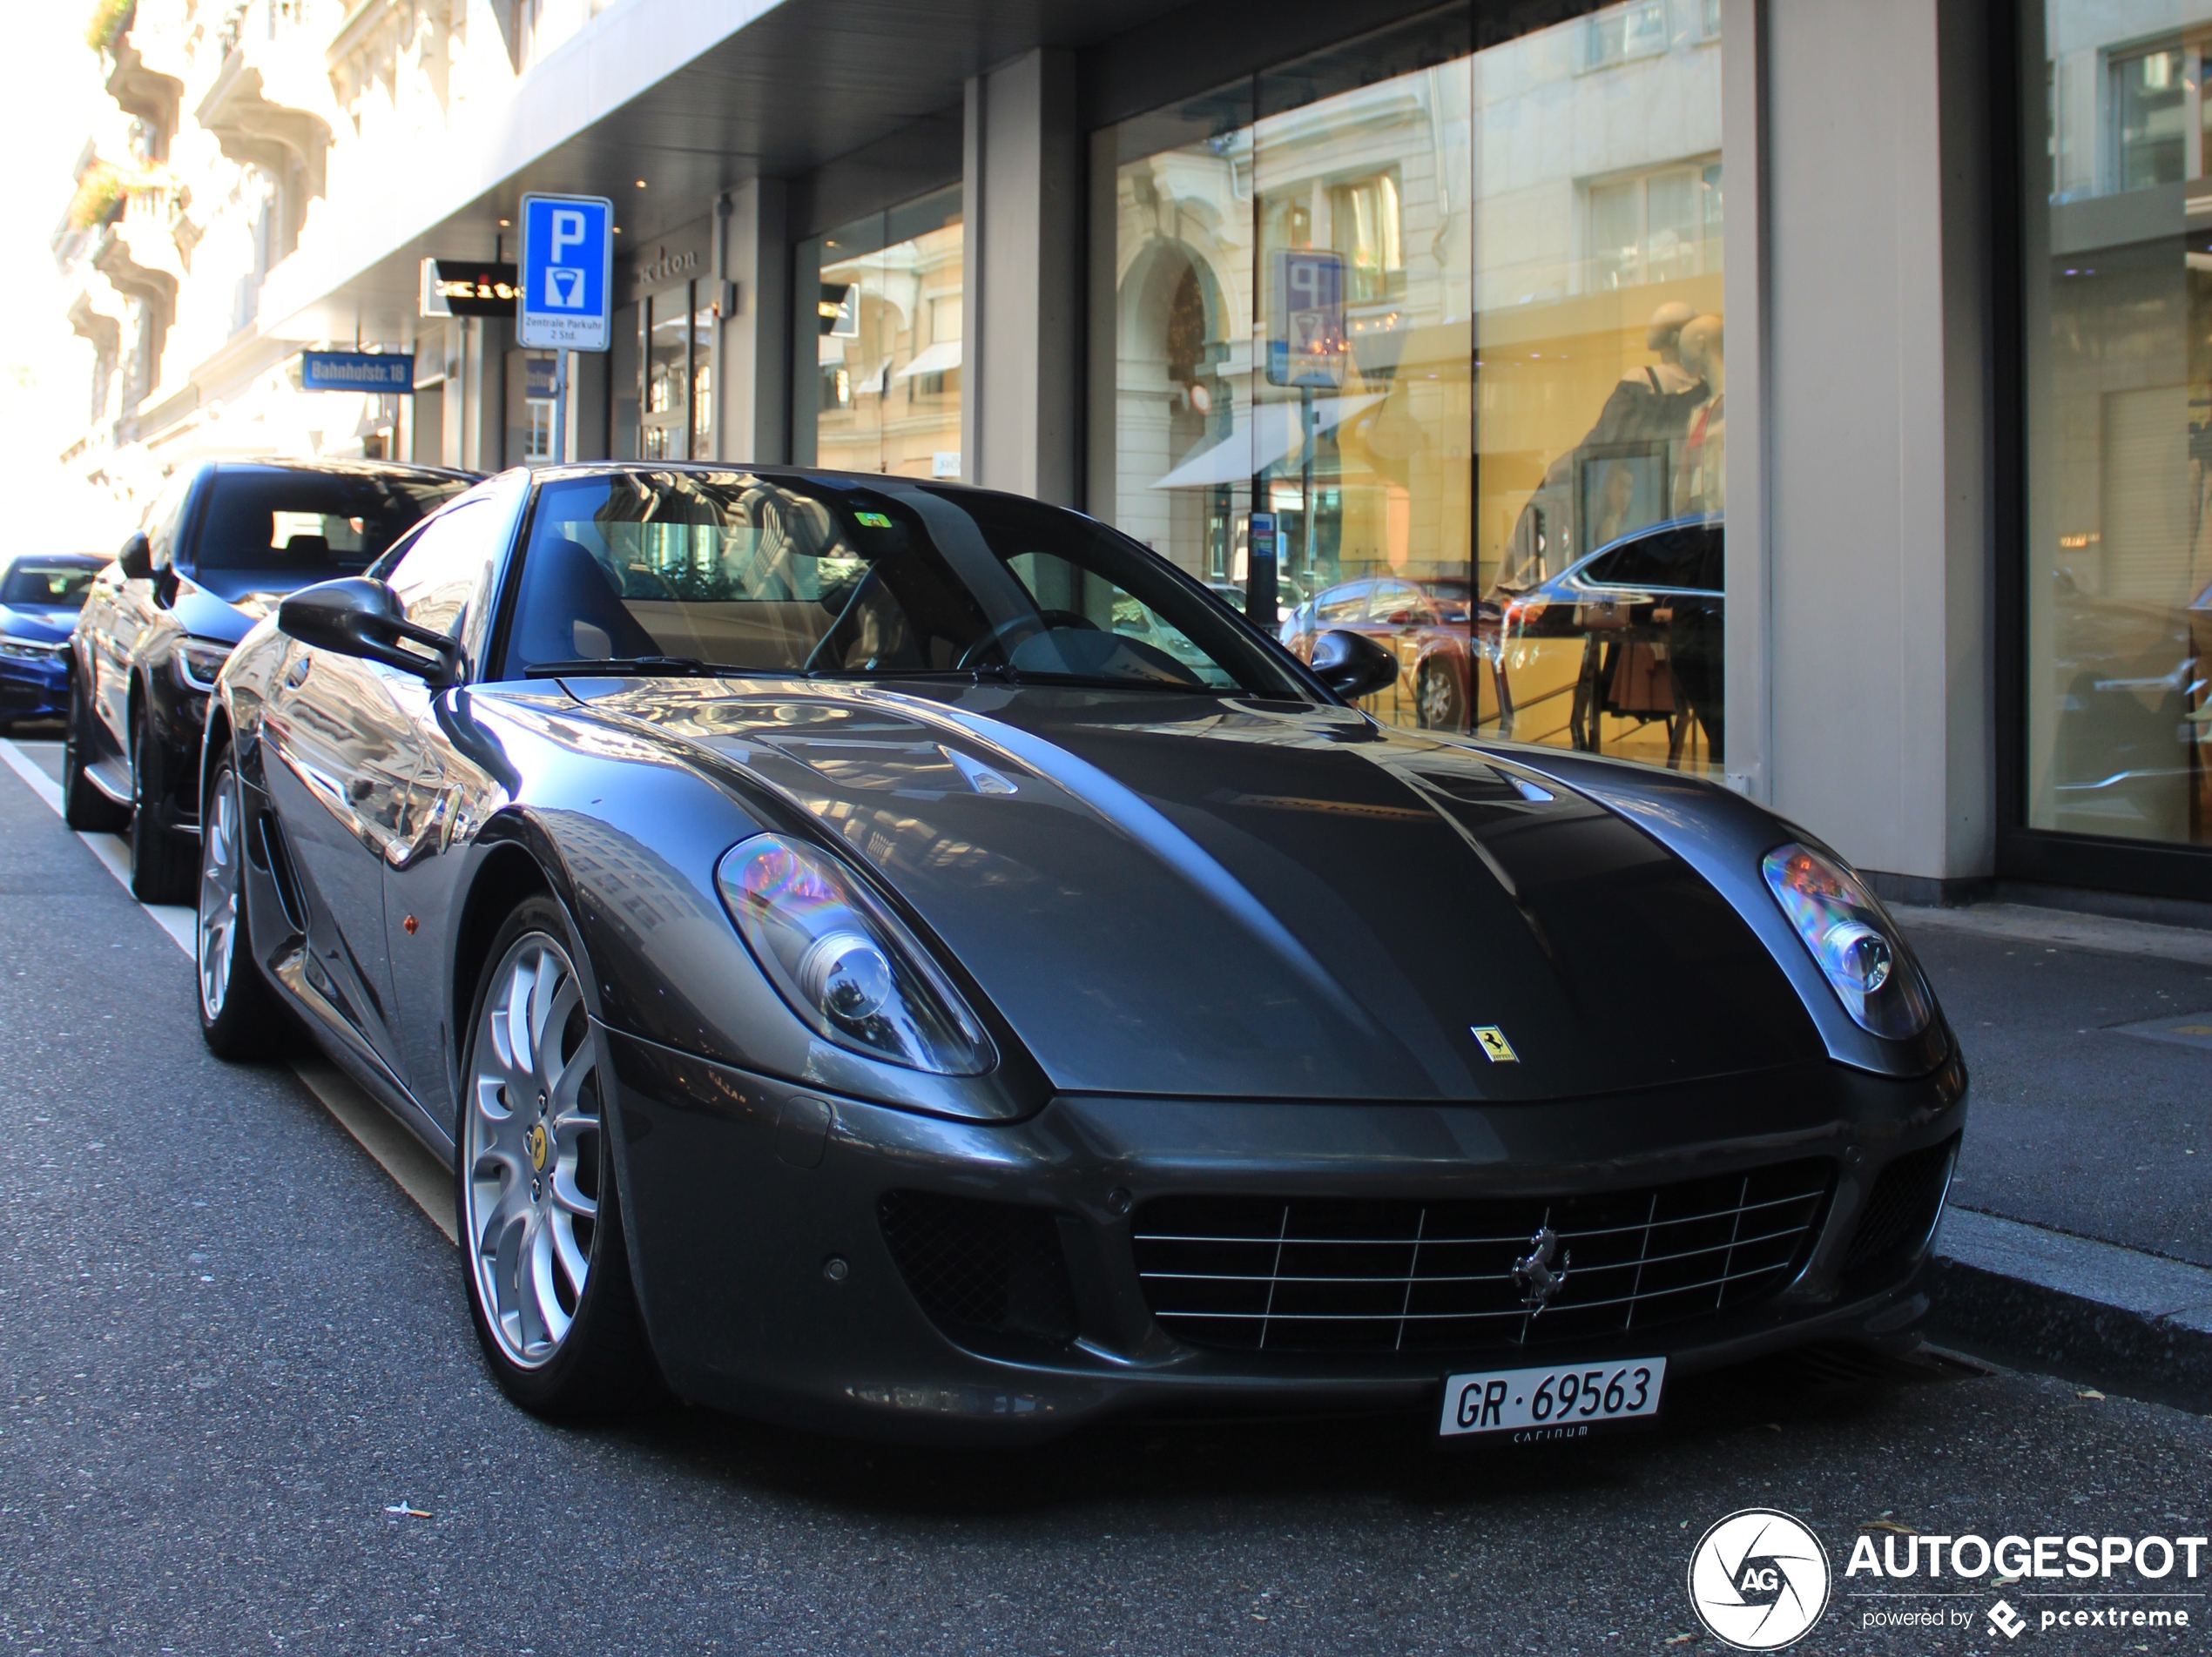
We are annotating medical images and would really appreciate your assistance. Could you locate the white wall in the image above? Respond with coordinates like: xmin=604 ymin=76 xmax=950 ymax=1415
xmin=1754 ymin=0 xmax=1993 ymax=892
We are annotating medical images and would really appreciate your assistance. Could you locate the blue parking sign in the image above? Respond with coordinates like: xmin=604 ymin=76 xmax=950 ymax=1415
xmin=518 ymin=193 xmax=613 ymax=351
xmin=1267 ymin=248 xmax=1346 ymax=388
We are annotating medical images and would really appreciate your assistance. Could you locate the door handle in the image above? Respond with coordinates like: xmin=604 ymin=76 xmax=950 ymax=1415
xmin=286 ymin=654 xmax=312 ymax=689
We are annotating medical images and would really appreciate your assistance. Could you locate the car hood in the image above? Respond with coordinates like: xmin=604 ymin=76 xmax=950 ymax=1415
xmin=165 ymin=575 xmax=302 ymax=644
xmin=0 ymin=605 xmax=78 ymax=643
xmin=566 ymin=679 xmax=1824 ymax=1101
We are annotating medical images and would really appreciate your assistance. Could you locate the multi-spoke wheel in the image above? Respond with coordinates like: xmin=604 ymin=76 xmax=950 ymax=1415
xmin=458 ymin=897 xmax=657 ymax=1417
xmin=196 ymin=751 xmax=280 ymax=1060
xmin=1416 ymin=662 xmax=1465 ymax=731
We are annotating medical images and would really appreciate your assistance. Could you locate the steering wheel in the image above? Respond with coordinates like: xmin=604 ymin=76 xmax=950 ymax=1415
xmin=954 ymin=609 xmax=1097 ymax=672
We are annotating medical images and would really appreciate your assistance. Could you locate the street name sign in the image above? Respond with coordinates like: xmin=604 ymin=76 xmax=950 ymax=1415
xmin=300 ymin=351 xmax=415 ymax=392
xmin=518 ymin=193 xmax=614 ymax=351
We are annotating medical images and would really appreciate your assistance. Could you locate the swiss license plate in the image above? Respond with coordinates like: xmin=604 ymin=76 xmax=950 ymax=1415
xmin=1439 ymin=1357 xmax=1665 ymax=1440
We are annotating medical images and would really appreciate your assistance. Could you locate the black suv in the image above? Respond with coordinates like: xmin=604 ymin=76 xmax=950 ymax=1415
xmin=65 ymin=459 xmax=473 ymax=900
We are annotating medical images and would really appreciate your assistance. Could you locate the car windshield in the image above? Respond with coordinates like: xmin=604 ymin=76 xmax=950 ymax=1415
xmin=195 ymin=468 xmax=468 ymax=576
xmin=502 ymin=470 xmax=1311 ymax=697
xmin=3 ymin=564 xmax=98 ymax=609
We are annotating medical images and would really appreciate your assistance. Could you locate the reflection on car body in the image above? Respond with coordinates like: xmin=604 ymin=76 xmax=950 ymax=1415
xmin=195 ymin=462 xmax=1961 ymax=1442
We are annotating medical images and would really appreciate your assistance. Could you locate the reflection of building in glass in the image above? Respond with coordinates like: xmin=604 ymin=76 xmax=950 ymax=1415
xmin=2024 ymin=1 xmax=2212 ymax=848
xmin=803 ymin=189 xmax=964 ymax=481
xmin=1097 ymin=3 xmax=1722 ymax=771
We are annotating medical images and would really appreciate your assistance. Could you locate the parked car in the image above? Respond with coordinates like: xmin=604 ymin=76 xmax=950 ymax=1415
xmin=1494 ymin=515 xmax=1723 ymax=764
xmin=0 ymin=554 xmax=108 ymax=731
xmin=64 ymin=459 xmax=472 ymax=899
xmin=197 ymin=461 xmax=1963 ymax=1439
xmin=1280 ymin=574 xmax=1474 ymax=729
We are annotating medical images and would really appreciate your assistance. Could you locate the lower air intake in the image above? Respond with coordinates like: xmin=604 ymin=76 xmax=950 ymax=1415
xmin=878 ymin=1190 xmax=1079 ymax=1345
xmin=1840 ymin=1135 xmax=1959 ymax=1294
xmin=1133 ymin=1159 xmax=1835 ymax=1354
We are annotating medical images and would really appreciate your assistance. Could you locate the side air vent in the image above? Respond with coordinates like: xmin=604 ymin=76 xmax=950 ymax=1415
xmin=877 ymin=1191 xmax=1079 ymax=1346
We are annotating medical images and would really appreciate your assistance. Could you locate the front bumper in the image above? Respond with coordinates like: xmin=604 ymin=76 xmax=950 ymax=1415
xmin=0 ymin=655 xmax=69 ymax=721
xmin=607 ymin=1032 xmax=1968 ymax=1444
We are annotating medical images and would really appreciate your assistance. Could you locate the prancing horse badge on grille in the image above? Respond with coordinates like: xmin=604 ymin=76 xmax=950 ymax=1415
xmin=1512 ymin=1226 xmax=1570 ymax=1310
xmin=1471 ymin=1024 xmax=1518 ymax=1062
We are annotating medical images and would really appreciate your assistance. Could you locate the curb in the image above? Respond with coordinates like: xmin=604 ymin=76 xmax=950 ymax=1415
xmin=1927 ymin=1208 xmax=2212 ymax=1413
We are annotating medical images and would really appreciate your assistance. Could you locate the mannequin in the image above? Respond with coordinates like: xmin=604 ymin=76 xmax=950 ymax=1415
xmin=1674 ymin=313 xmax=1724 ymax=520
xmin=1496 ymin=303 xmax=1712 ymax=589
xmin=1661 ymin=312 xmax=1725 ymax=765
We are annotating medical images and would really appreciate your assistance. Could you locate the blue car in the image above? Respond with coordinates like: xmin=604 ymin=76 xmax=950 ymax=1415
xmin=0 ymin=554 xmax=108 ymax=731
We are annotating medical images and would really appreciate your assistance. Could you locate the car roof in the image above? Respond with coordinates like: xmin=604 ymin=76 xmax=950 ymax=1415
xmin=3 ymin=552 xmax=109 ymax=569
xmin=204 ymin=458 xmax=476 ymax=483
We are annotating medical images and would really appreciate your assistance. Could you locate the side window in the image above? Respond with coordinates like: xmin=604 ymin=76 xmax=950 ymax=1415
xmin=385 ymin=502 xmax=495 ymax=641
xmin=1316 ymin=583 xmax=1367 ymax=624
xmin=142 ymin=469 xmax=198 ymax=570
xmin=1581 ymin=525 xmax=1713 ymax=591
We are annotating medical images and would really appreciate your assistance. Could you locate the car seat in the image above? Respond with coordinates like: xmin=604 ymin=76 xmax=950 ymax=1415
xmin=513 ymin=536 xmax=663 ymax=664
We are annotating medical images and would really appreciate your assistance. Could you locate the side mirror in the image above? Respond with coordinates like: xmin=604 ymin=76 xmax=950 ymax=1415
xmin=277 ymin=577 xmax=460 ymax=688
xmin=1311 ymin=628 xmax=1398 ymax=701
xmin=118 ymin=532 xmax=152 ymax=583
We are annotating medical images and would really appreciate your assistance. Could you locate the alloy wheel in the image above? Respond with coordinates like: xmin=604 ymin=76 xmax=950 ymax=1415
xmin=1419 ymin=667 xmax=1456 ymax=730
xmin=197 ymin=765 xmax=241 ymax=1019
xmin=464 ymin=933 xmax=604 ymax=1370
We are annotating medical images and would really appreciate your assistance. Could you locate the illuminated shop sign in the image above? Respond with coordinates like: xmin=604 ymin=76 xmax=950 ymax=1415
xmin=420 ymin=258 xmax=521 ymax=318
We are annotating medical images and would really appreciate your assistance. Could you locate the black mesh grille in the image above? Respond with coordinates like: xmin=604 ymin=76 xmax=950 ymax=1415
xmin=878 ymin=1191 xmax=1079 ymax=1345
xmin=1840 ymin=1135 xmax=1959 ymax=1290
xmin=1133 ymin=1159 xmax=1835 ymax=1354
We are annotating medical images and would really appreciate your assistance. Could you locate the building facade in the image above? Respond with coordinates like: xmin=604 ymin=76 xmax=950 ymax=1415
xmin=49 ymin=0 xmax=2212 ymax=910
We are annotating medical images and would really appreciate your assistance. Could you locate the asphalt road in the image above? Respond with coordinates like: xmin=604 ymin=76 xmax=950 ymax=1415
xmin=1905 ymin=926 xmax=2212 ymax=1267
xmin=3 ymin=750 xmax=2211 ymax=1655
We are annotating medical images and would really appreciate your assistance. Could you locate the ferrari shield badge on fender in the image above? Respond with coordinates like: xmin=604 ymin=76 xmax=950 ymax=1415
xmin=1471 ymin=1025 xmax=1519 ymax=1063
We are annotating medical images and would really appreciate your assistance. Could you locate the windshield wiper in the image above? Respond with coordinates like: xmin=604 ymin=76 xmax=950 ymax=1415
xmin=525 ymin=657 xmax=722 ymax=678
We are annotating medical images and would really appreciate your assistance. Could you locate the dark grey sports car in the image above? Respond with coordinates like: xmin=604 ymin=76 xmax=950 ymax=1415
xmin=197 ymin=461 xmax=1966 ymax=1441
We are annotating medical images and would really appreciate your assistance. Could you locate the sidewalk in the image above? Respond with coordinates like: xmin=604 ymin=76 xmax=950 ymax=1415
xmin=1895 ymin=901 xmax=2212 ymax=1407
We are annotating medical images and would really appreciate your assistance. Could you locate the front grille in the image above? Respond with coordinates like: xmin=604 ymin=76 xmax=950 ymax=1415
xmin=878 ymin=1190 xmax=1079 ymax=1345
xmin=1840 ymin=1135 xmax=1959 ymax=1292
xmin=1133 ymin=1159 xmax=1835 ymax=1353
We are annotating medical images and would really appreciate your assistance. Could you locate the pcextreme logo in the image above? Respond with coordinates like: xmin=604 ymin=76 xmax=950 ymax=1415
xmin=1687 ymin=1509 xmax=1833 ymax=1650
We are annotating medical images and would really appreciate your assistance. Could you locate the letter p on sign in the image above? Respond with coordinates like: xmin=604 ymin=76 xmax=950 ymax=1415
xmin=551 ymin=209 xmax=586 ymax=262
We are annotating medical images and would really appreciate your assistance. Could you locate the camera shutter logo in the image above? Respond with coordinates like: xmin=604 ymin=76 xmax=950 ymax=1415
xmin=1686 ymin=1509 xmax=1831 ymax=1650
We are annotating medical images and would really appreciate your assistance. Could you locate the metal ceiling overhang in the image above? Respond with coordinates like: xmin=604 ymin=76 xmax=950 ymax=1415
xmin=260 ymin=0 xmax=1187 ymax=347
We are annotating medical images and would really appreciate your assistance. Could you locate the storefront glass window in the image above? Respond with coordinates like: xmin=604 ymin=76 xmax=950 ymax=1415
xmin=2021 ymin=4 xmax=2212 ymax=848
xmin=1094 ymin=1 xmax=1726 ymax=771
xmin=794 ymin=187 xmax=963 ymax=478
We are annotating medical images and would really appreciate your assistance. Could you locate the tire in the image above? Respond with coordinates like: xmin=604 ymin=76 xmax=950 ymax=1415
xmin=197 ymin=751 xmax=282 ymax=1060
xmin=457 ymin=897 xmax=659 ymax=1418
xmin=128 ymin=698 xmax=196 ymax=904
xmin=1416 ymin=662 xmax=1467 ymax=731
xmin=62 ymin=672 xmax=129 ymax=832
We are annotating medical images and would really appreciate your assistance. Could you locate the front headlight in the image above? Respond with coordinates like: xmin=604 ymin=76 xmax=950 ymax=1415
xmin=1761 ymin=843 xmax=1932 ymax=1040
xmin=715 ymin=832 xmax=995 ymax=1075
xmin=175 ymin=638 xmax=233 ymax=690
xmin=0 ymin=637 xmax=64 ymax=662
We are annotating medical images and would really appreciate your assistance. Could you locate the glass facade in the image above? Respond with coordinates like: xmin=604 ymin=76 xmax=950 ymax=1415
xmin=2021 ymin=2 xmax=2212 ymax=847
xmin=1093 ymin=0 xmax=1726 ymax=769
xmin=794 ymin=187 xmax=964 ymax=479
